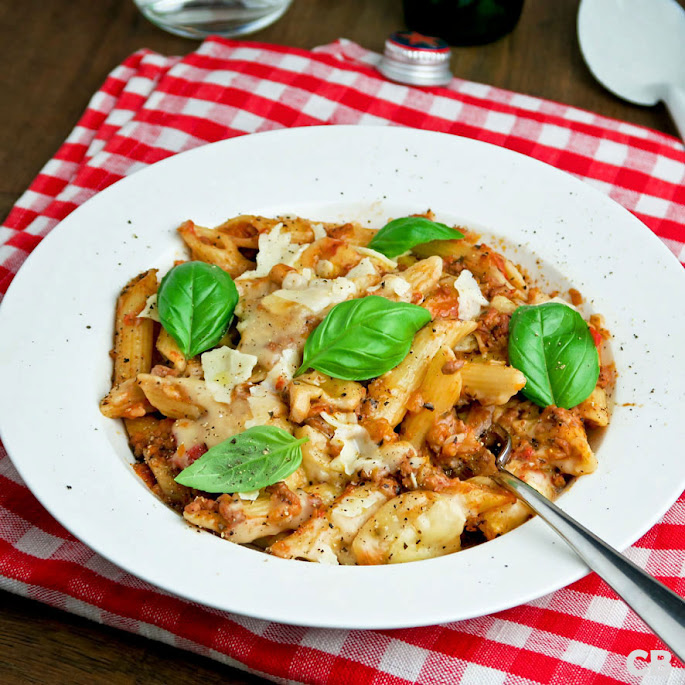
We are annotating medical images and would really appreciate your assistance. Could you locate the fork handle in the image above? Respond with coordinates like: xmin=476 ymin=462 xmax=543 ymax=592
xmin=493 ymin=470 xmax=685 ymax=661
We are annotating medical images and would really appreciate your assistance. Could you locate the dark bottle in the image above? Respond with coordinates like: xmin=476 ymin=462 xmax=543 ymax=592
xmin=403 ymin=0 xmax=525 ymax=46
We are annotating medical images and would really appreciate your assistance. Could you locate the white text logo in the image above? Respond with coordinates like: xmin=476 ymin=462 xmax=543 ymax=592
xmin=626 ymin=650 xmax=672 ymax=676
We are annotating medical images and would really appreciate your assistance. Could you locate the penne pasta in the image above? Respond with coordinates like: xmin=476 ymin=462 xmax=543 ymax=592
xmin=155 ymin=328 xmax=186 ymax=372
xmin=400 ymin=346 xmax=463 ymax=448
xmin=363 ymin=319 xmax=477 ymax=428
xmin=460 ymin=360 xmax=526 ymax=406
xmin=178 ymin=220 xmax=253 ymax=277
xmin=137 ymin=374 xmax=205 ymax=420
xmin=269 ymin=484 xmax=394 ymax=564
xmin=576 ymin=386 xmax=609 ymax=427
xmin=399 ymin=255 xmax=443 ymax=297
xmin=113 ymin=269 xmax=157 ymax=386
xmin=289 ymin=372 xmax=365 ymax=423
xmin=99 ymin=378 xmax=155 ymax=419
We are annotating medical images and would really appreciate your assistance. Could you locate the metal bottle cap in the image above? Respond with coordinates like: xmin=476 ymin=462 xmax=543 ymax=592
xmin=378 ymin=31 xmax=453 ymax=87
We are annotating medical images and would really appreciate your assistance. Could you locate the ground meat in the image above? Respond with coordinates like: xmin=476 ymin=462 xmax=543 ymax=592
xmin=360 ymin=417 xmax=398 ymax=445
xmin=376 ymin=477 xmax=401 ymax=498
xmin=216 ymin=495 xmax=247 ymax=526
xmin=150 ymin=364 xmax=179 ymax=378
xmin=423 ymin=282 xmax=461 ymax=319
xmin=425 ymin=409 xmax=497 ymax=478
xmin=475 ymin=307 xmax=511 ymax=359
xmin=127 ymin=418 xmax=175 ymax=461
xmin=266 ymin=483 xmax=302 ymax=522
xmin=598 ymin=363 xmax=616 ymax=389
xmin=186 ymin=496 xmax=219 ymax=515
xmin=534 ymin=406 xmax=588 ymax=463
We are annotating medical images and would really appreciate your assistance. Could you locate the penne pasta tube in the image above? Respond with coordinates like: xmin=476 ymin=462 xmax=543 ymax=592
xmin=297 ymin=237 xmax=361 ymax=275
xmin=400 ymin=255 xmax=443 ymax=297
xmin=363 ymin=319 xmax=477 ymax=428
xmin=124 ymin=415 xmax=171 ymax=457
xmin=185 ymin=485 xmax=319 ymax=544
xmin=155 ymin=328 xmax=186 ymax=372
xmin=269 ymin=484 xmax=393 ymax=564
xmin=178 ymin=220 xmax=253 ymax=277
xmin=113 ymin=270 xmax=157 ymax=386
xmin=137 ymin=374 xmax=205 ymax=419
xmin=327 ymin=222 xmax=376 ymax=245
xmin=99 ymin=378 xmax=155 ymax=419
xmin=460 ymin=360 xmax=526 ymax=406
xmin=303 ymin=482 xmax=344 ymax=507
xmin=296 ymin=425 xmax=348 ymax=486
xmin=215 ymin=214 xmax=280 ymax=248
xmin=146 ymin=454 xmax=192 ymax=507
xmin=576 ymin=386 xmax=609 ymax=427
xmin=289 ymin=372 xmax=365 ymax=424
xmin=400 ymin=346 xmax=463 ymax=448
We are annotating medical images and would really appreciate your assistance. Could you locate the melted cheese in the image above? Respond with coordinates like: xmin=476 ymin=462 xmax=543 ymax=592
xmin=352 ymin=491 xmax=466 ymax=564
xmin=237 ymin=490 xmax=260 ymax=501
xmin=237 ymin=295 xmax=314 ymax=371
xmin=273 ymin=276 xmax=357 ymax=313
xmin=201 ymin=347 xmax=257 ymax=404
xmin=346 ymin=258 xmax=377 ymax=280
xmin=354 ymin=245 xmax=398 ymax=270
xmin=454 ymin=269 xmax=489 ymax=320
xmin=172 ymin=381 xmax=251 ymax=449
xmin=282 ymin=267 xmax=314 ymax=290
xmin=369 ymin=274 xmax=412 ymax=301
xmin=237 ymin=223 xmax=306 ymax=279
xmin=312 ymin=223 xmax=327 ymax=241
xmin=244 ymin=348 xmax=298 ymax=429
xmin=137 ymin=294 xmax=161 ymax=322
xmin=321 ymin=412 xmax=380 ymax=476
xmin=245 ymin=385 xmax=280 ymax=429
xmin=329 ymin=487 xmax=390 ymax=539
xmin=264 ymin=348 xmax=299 ymax=391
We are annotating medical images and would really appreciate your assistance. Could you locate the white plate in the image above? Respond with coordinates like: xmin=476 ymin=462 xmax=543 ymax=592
xmin=0 ymin=126 xmax=683 ymax=629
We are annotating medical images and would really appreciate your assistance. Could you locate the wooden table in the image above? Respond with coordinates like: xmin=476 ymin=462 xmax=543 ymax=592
xmin=0 ymin=1 xmax=679 ymax=683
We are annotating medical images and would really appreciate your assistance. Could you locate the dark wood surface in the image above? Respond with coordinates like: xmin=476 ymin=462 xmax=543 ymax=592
xmin=0 ymin=1 xmax=679 ymax=682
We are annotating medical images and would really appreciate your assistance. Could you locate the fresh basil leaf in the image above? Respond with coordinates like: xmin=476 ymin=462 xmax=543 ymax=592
xmin=367 ymin=217 xmax=464 ymax=258
xmin=174 ymin=426 xmax=308 ymax=493
xmin=508 ymin=303 xmax=600 ymax=409
xmin=296 ymin=295 xmax=431 ymax=381
xmin=157 ymin=261 xmax=238 ymax=358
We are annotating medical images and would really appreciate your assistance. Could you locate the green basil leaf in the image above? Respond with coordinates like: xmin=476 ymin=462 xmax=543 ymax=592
xmin=174 ymin=426 xmax=308 ymax=493
xmin=296 ymin=295 xmax=431 ymax=381
xmin=367 ymin=217 xmax=464 ymax=258
xmin=508 ymin=303 xmax=600 ymax=409
xmin=157 ymin=261 xmax=238 ymax=358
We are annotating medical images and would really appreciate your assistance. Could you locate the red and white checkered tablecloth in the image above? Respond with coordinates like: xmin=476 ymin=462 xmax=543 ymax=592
xmin=1 ymin=37 xmax=684 ymax=685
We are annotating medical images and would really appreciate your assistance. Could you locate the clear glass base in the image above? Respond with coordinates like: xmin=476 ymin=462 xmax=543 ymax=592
xmin=134 ymin=0 xmax=293 ymax=39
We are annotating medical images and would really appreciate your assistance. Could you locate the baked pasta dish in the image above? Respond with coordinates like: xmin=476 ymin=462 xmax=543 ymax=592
xmin=100 ymin=213 xmax=612 ymax=565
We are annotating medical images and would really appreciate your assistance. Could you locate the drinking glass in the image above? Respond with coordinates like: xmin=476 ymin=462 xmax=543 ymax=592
xmin=134 ymin=0 xmax=293 ymax=39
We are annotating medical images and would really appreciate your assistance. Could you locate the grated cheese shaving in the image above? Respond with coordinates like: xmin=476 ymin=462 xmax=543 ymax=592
xmin=201 ymin=346 xmax=257 ymax=404
xmin=137 ymin=294 xmax=161 ymax=322
xmin=237 ymin=223 xmax=307 ymax=279
xmin=454 ymin=269 xmax=489 ymax=320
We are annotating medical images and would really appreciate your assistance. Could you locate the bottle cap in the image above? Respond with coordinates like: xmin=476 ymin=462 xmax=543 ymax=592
xmin=378 ymin=31 xmax=453 ymax=87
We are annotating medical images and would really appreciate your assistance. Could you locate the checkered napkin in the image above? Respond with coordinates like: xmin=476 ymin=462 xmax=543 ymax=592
xmin=1 ymin=37 xmax=684 ymax=685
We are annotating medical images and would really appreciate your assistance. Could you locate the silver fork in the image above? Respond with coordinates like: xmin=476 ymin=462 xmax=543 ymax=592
xmin=485 ymin=424 xmax=685 ymax=661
